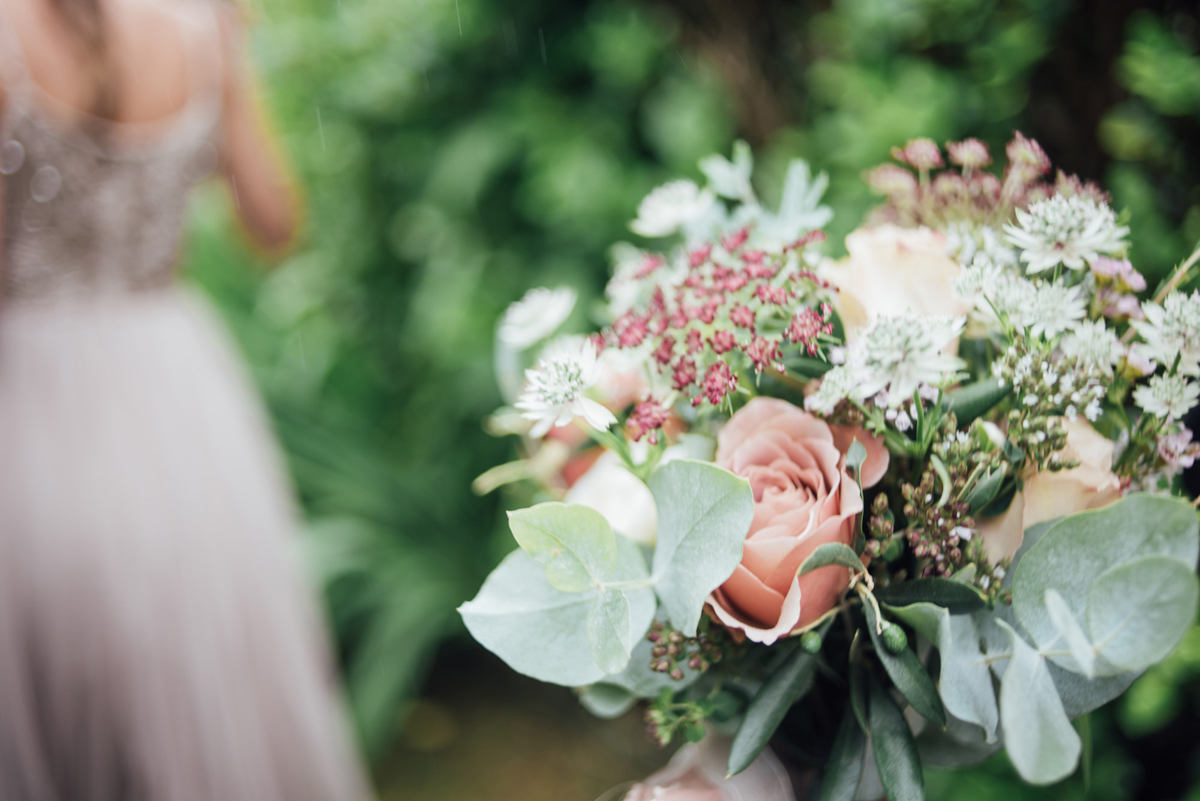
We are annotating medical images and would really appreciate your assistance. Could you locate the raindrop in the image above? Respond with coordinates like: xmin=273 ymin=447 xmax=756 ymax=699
xmin=0 ymin=140 xmax=24 ymax=174
xmin=21 ymin=201 xmax=50 ymax=232
xmin=30 ymin=166 xmax=62 ymax=203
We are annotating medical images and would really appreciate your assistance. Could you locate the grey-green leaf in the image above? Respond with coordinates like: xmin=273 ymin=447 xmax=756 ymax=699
xmin=887 ymin=602 xmax=998 ymax=742
xmin=874 ymin=578 xmax=986 ymax=613
xmin=864 ymin=601 xmax=946 ymax=727
xmin=799 ymin=542 xmax=865 ymax=577
xmin=459 ymin=535 xmax=655 ymax=686
xmin=588 ymin=588 xmax=633 ymax=675
xmin=728 ymin=621 xmax=832 ymax=776
xmin=508 ymin=503 xmax=617 ymax=592
xmin=996 ymin=619 xmax=1080 ymax=785
xmin=1086 ymin=555 xmax=1200 ymax=674
xmin=1045 ymin=588 xmax=1096 ymax=678
xmin=649 ymin=459 xmax=754 ymax=637
xmin=579 ymin=683 xmax=637 ymax=719
xmin=1012 ymin=495 xmax=1199 ymax=658
xmin=869 ymin=677 xmax=924 ymax=801
xmin=818 ymin=704 xmax=867 ymax=801
xmin=846 ymin=439 xmax=868 ymax=473
xmin=941 ymin=377 xmax=1011 ymax=425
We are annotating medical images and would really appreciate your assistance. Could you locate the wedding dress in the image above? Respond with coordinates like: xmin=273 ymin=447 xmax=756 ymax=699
xmin=0 ymin=4 xmax=368 ymax=799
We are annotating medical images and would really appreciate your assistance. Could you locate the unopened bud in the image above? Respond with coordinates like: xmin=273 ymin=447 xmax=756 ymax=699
xmin=800 ymin=630 xmax=823 ymax=654
xmin=881 ymin=622 xmax=908 ymax=654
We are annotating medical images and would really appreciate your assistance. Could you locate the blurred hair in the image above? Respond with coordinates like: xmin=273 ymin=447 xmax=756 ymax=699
xmin=47 ymin=0 xmax=117 ymax=119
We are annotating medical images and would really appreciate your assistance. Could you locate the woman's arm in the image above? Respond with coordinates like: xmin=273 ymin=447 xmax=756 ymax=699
xmin=215 ymin=6 xmax=300 ymax=256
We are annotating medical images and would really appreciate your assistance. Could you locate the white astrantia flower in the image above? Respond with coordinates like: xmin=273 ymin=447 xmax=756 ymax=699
xmin=1132 ymin=290 xmax=1200 ymax=376
xmin=1004 ymin=193 xmax=1128 ymax=274
xmin=1015 ymin=282 xmax=1087 ymax=339
xmin=1133 ymin=373 xmax=1200 ymax=419
xmin=804 ymin=365 xmax=858 ymax=415
xmin=497 ymin=287 xmax=577 ymax=349
xmin=843 ymin=313 xmax=966 ymax=407
xmin=1060 ymin=320 xmax=1121 ymax=375
xmin=515 ymin=338 xmax=617 ymax=437
xmin=629 ymin=180 xmax=715 ymax=238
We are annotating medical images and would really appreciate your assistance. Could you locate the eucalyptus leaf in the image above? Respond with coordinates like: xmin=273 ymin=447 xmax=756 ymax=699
xmin=941 ymin=377 xmax=1010 ymax=425
xmin=799 ymin=543 xmax=866 ymax=577
xmin=606 ymin=624 xmax=702 ymax=698
xmin=728 ymin=620 xmax=832 ymax=776
xmin=864 ymin=601 xmax=946 ymax=727
xmin=588 ymin=588 xmax=633 ymax=675
xmin=818 ymin=704 xmax=867 ymax=801
xmin=1047 ymin=661 xmax=1139 ymax=718
xmin=846 ymin=439 xmax=868 ymax=473
xmin=1003 ymin=518 xmax=1060 ymax=590
xmin=1045 ymin=589 xmax=1096 ymax=678
xmin=886 ymin=602 xmax=998 ymax=741
xmin=1085 ymin=555 xmax=1200 ymax=674
xmin=868 ymin=677 xmax=924 ymax=801
xmin=579 ymin=683 xmax=637 ymax=719
xmin=1012 ymin=495 xmax=1199 ymax=658
xmin=508 ymin=503 xmax=617 ymax=592
xmin=996 ymin=620 xmax=1081 ymax=785
xmin=874 ymin=579 xmax=985 ymax=614
xmin=649 ymin=460 xmax=754 ymax=637
xmin=916 ymin=709 xmax=1004 ymax=768
xmin=459 ymin=535 xmax=655 ymax=686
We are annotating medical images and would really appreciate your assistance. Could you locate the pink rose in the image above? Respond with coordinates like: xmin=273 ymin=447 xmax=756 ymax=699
xmin=624 ymin=736 xmax=794 ymax=801
xmin=708 ymin=398 xmax=888 ymax=644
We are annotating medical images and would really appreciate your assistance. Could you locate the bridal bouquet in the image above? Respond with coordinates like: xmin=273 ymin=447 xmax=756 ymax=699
xmin=463 ymin=134 xmax=1200 ymax=800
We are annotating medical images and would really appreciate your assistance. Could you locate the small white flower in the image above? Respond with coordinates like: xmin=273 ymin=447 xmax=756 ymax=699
xmin=805 ymin=365 xmax=857 ymax=415
xmin=515 ymin=338 xmax=617 ymax=437
xmin=894 ymin=410 xmax=913 ymax=432
xmin=1004 ymin=193 xmax=1128 ymax=274
xmin=950 ymin=526 xmax=973 ymax=541
xmin=1133 ymin=373 xmax=1200 ymax=419
xmin=844 ymin=313 xmax=966 ymax=406
xmin=1060 ymin=319 xmax=1121 ymax=375
xmin=498 ymin=287 xmax=577 ymax=349
xmin=1132 ymin=291 xmax=1200 ymax=376
xmin=629 ymin=180 xmax=715 ymax=238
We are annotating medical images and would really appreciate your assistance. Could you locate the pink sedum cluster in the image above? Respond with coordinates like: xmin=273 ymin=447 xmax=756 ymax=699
xmin=598 ymin=229 xmax=834 ymax=430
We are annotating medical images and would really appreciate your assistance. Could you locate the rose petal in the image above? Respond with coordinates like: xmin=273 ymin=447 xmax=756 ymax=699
xmin=828 ymin=425 xmax=890 ymax=488
xmin=709 ymin=576 xmax=803 ymax=645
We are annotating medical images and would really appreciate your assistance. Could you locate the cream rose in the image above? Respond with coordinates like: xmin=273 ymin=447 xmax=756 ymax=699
xmin=974 ymin=418 xmax=1122 ymax=563
xmin=823 ymin=225 xmax=972 ymax=339
xmin=708 ymin=398 xmax=888 ymax=644
xmin=1022 ymin=418 xmax=1122 ymax=529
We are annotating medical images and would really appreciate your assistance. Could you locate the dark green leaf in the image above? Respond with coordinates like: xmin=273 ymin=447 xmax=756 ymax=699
xmin=728 ymin=619 xmax=833 ymax=776
xmin=869 ymin=676 xmax=925 ymax=801
xmin=874 ymin=578 xmax=986 ymax=614
xmin=799 ymin=542 xmax=865 ymax=577
xmin=817 ymin=704 xmax=867 ymax=801
xmin=941 ymin=378 xmax=1010 ymax=425
xmin=864 ymin=601 xmax=946 ymax=727
xmin=849 ymin=639 xmax=869 ymax=735
xmin=964 ymin=466 xmax=1006 ymax=513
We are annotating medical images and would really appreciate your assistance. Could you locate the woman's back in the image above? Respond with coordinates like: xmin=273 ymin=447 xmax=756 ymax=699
xmin=0 ymin=0 xmax=221 ymax=303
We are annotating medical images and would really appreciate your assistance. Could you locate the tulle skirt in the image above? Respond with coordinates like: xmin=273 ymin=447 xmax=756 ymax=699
xmin=0 ymin=288 xmax=368 ymax=800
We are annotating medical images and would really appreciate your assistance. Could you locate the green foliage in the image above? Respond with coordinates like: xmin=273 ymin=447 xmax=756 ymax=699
xmin=727 ymin=622 xmax=831 ymax=777
xmin=869 ymin=675 xmax=925 ymax=801
xmin=647 ymin=460 xmax=754 ymax=637
xmin=508 ymin=503 xmax=618 ymax=592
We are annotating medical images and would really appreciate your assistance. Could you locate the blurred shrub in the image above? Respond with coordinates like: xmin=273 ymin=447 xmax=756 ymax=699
xmin=182 ymin=0 xmax=1200 ymax=774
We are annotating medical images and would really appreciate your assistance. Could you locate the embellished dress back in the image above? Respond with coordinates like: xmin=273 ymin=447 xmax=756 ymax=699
xmin=0 ymin=3 xmax=369 ymax=799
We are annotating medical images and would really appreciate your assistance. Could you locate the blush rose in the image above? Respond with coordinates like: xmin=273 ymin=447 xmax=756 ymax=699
xmin=707 ymin=398 xmax=888 ymax=644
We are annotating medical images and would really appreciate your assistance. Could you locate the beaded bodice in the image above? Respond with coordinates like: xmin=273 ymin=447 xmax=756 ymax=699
xmin=0 ymin=2 xmax=221 ymax=305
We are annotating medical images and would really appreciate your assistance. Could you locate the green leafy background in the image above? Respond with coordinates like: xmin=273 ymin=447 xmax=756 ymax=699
xmin=181 ymin=0 xmax=1200 ymax=797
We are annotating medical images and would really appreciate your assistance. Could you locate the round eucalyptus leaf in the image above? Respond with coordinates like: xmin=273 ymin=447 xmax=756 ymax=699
xmin=1012 ymin=495 xmax=1199 ymax=654
xmin=459 ymin=535 xmax=655 ymax=686
xmin=1085 ymin=555 xmax=1200 ymax=674
xmin=649 ymin=459 xmax=754 ymax=637
xmin=579 ymin=683 xmax=638 ymax=719
xmin=996 ymin=620 xmax=1081 ymax=785
xmin=508 ymin=502 xmax=617 ymax=592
